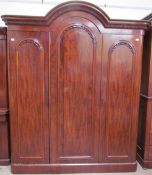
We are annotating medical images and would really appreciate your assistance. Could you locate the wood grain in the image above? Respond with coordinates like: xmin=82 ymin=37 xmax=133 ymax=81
xmin=8 ymin=32 xmax=49 ymax=163
xmin=4 ymin=1 xmax=145 ymax=173
xmin=0 ymin=27 xmax=10 ymax=165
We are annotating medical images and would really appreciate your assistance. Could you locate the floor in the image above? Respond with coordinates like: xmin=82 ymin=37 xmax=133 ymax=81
xmin=1 ymin=164 xmax=152 ymax=175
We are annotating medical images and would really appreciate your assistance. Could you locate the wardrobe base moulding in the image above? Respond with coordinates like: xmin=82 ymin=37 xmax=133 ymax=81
xmin=137 ymin=153 xmax=152 ymax=169
xmin=11 ymin=163 xmax=137 ymax=174
xmin=0 ymin=159 xmax=10 ymax=166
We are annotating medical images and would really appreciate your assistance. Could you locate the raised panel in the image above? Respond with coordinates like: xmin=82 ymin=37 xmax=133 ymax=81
xmin=58 ymin=26 xmax=95 ymax=159
xmin=17 ymin=39 xmax=44 ymax=159
xmin=9 ymin=33 xmax=49 ymax=163
xmin=105 ymin=41 xmax=134 ymax=161
xmin=58 ymin=26 xmax=96 ymax=160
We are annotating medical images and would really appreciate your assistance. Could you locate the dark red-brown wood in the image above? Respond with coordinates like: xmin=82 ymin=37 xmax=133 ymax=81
xmin=0 ymin=27 xmax=10 ymax=165
xmin=2 ymin=1 xmax=147 ymax=173
xmin=137 ymin=13 xmax=152 ymax=168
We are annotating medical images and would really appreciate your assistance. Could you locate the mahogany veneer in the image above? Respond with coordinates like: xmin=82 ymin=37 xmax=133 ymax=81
xmin=0 ymin=27 xmax=10 ymax=165
xmin=2 ymin=1 xmax=149 ymax=173
xmin=137 ymin=14 xmax=152 ymax=168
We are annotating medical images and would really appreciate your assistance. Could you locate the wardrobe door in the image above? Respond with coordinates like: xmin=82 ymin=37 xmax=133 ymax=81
xmin=8 ymin=31 xmax=49 ymax=164
xmin=49 ymin=12 xmax=102 ymax=164
xmin=101 ymin=35 xmax=143 ymax=163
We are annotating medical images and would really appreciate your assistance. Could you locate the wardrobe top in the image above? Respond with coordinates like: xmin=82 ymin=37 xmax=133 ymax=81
xmin=1 ymin=1 xmax=150 ymax=30
xmin=143 ymin=13 xmax=152 ymax=26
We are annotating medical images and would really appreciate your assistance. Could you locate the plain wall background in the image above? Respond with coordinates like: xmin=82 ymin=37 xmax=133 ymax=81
xmin=0 ymin=0 xmax=152 ymax=27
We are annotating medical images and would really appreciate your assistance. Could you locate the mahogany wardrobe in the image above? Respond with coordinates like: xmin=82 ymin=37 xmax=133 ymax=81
xmin=1 ymin=1 xmax=149 ymax=173
xmin=137 ymin=13 xmax=152 ymax=168
xmin=0 ymin=27 xmax=10 ymax=165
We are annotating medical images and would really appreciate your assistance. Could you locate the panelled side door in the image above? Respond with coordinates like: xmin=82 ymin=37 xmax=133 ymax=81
xmin=8 ymin=31 xmax=49 ymax=163
xmin=101 ymin=34 xmax=143 ymax=163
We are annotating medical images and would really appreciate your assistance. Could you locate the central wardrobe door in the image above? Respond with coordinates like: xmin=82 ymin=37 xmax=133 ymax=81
xmin=49 ymin=12 xmax=102 ymax=163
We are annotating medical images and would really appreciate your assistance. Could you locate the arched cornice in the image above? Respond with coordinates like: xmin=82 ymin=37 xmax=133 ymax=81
xmin=2 ymin=1 xmax=149 ymax=29
xmin=143 ymin=13 xmax=152 ymax=21
xmin=142 ymin=13 xmax=152 ymax=28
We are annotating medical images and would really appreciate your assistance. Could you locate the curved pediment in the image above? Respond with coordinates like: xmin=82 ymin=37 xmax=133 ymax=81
xmin=2 ymin=1 xmax=149 ymax=29
xmin=143 ymin=13 xmax=152 ymax=28
xmin=143 ymin=13 xmax=152 ymax=21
